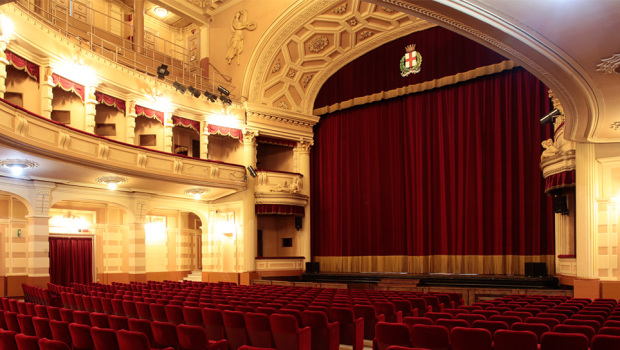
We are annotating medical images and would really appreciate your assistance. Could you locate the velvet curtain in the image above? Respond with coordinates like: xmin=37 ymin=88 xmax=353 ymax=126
xmin=311 ymin=68 xmax=554 ymax=272
xmin=49 ymin=237 xmax=92 ymax=286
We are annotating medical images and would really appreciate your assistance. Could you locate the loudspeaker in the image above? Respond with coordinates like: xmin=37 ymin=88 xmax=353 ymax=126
xmin=525 ymin=262 xmax=547 ymax=277
xmin=552 ymin=195 xmax=569 ymax=215
xmin=306 ymin=262 xmax=320 ymax=274
xmin=295 ymin=217 xmax=302 ymax=231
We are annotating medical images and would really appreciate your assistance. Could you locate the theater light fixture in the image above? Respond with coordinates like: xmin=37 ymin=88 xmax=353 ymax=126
xmin=1 ymin=158 xmax=38 ymax=176
xmin=173 ymin=81 xmax=186 ymax=94
xmin=217 ymin=85 xmax=230 ymax=96
xmin=156 ymin=64 xmax=169 ymax=79
xmin=188 ymin=86 xmax=201 ymax=98
xmin=220 ymin=95 xmax=232 ymax=106
xmin=247 ymin=166 xmax=258 ymax=178
xmin=540 ymin=108 xmax=561 ymax=126
xmin=204 ymin=91 xmax=218 ymax=103
xmin=96 ymin=175 xmax=128 ymax=190
xmin=185 ymin=187 xmax=211 ymax=200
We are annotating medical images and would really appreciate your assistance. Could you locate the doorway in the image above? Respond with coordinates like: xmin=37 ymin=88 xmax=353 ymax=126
xmin=49 ymin=237 xmax=93 ymax=286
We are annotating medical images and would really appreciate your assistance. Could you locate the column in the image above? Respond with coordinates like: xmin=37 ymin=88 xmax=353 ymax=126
xmin=41 ymin=66 xmax=54 ymax=119
xmin=242 ymin=129 xmax=258 ymax=271
xmin=0 ymin=41 xmax=9 ymax=98
xmin=128 ymin=195 xmax=149 ymax=282
xmin=200 ymin=121 xmax=209 ymax=159
xmin=133 ymin=0 xmax=145 ymax=54
xmin=295 ymin=141 xmax=312 ymax=263
xmin=126 ymin=101 xmax=137 ymax=145
xmin=27 ymin=181 xmax=56 ymax=288
xmin=163 ymin=112 xmax=173 ymax=153
xmin=575 ymin=142 xmax=598 ymax=278
xmin=84 ymin=86 xmax=97 ymax=134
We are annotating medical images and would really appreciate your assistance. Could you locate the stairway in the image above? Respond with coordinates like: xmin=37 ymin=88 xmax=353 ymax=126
xmin=183 ymin=270 xmax=203 ymax=282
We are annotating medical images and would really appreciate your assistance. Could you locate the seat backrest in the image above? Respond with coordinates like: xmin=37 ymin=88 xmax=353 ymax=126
xmin=493 ymin=329 xmax=538 ymax=350
xmin=455 ymin=313 xmax=486 ymax=326
xmin=403 ymin=316 xmax=433 ymax=328
xmin=90 ymin=326 xmax=119 ymax=350
xmin=127 ymin=318 xmax=155 ymax=347
xmin=116 ymin=329 xmax=150 ymax=350
xmin=49 ymin=320 xmax=72 ymax=347
xmin=177 ymin=324 xmax=207 ymax=350
xmin=15 ymin=333 xmax=40 ymax=350
xmin=164 ymin=304 xmax=184 ymax=324
xmin=450 ymin=326 xmax=492 ymax=350
xmin=435 ymin=318 xmax=469 ymax=332
xmin=73 ymin=311 xmax=92 ymax=326
xmin=592 ymin=334 xmax=620 ymax=350
xmin=38 ymin=337 xmax=71 ymax=350
xmin=108 ymin=315 xmax=129 ymax=331
xmin=540 ymin=332 xmax=589 ymax=350
xmin=553 ymin=324 xmax=596 ymax=343
xmin=0 ymin=329 xmax=18 ymax=350
xmin=410 ymin=324 xmax=450 ymax=350
xmin=89 ymin=313 xmax=110 ymax=329
xmin=510 ymin=322 xmax=550 ymax=342
xmin=32 ymin=317 xmax=53 ymax=339
xmin=524 ymin=316 xmax=560 ymax=329
xmin=68 ymin=322 xmax=94 ymax=350
xmin=202 ymin=308 xmax=225 ymax=340
xmin=471 ymin=320 xmax=509 ymax=337
xmin=223 ymin=310 xmax=248 ymax=350
xmin=328 ymin=307 xmax=354 ymax=323
xmin=374 ymin=322 xmax=411 ymax=350
xmin=182 ymin=306 xmax=203 ymax=325
xmin=279 ymin=308 xmax=303 ymax=327
xmin=17 ymin=314 xmax=37 ymax=336
xmin=46 ymin=307 xmax=62 ymax=321
xmin=151 ymin=321 xmax=179 ymax=349
xmin=148 ymin=303 xmax=167 ymax=322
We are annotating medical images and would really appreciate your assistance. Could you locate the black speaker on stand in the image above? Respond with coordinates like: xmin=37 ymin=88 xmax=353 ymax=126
xmin=306 ymin=262 xmax=320 ymax=274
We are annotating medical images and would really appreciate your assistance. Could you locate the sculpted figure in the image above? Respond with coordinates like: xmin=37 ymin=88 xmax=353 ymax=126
xmin=225 ymin=10 xmax=257 ymax=65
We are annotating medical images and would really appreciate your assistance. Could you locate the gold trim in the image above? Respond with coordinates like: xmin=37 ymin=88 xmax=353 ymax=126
xmin=314 ymin=254 xmax=554 ymax=275
xmin=313 ymin=60 xmax=516 ymax=115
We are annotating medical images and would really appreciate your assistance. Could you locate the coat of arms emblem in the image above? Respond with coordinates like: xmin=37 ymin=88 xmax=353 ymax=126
xmin=400 ymin=44 xmax=422 ymax=77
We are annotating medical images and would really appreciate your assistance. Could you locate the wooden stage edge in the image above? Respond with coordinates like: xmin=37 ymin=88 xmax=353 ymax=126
xmin=256 ymin=272 xmax=574 ymax=305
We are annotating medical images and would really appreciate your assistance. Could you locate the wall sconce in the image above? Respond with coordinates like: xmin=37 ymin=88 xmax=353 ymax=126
xmin=96 ymin=175 xmax=128 ymax=190
xmin=1 ymin=158 xmax=38 ymax=176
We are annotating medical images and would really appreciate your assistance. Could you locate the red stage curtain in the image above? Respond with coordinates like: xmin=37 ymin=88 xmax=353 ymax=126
xmin=311 ymin=68 xmax=553 ymax=259
xmin=52 ymin=74 xmax=86 ymax=101
xmin=49 ymin=237 xmax=92 ymax=286
xmin=314 ymin=26 xmax=507 ymax=110
xmin=95 ymin=91 xmax=126 ymax=114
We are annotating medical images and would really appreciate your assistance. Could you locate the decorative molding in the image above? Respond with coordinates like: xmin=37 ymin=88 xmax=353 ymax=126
xmin=287 ymin=69 xmax=297 ymax=78
xmin=272 ymin=59 xmax=281 ymax=73
xmin=359 ymin=30 xmax=373 ymax=40
xmin=596 ymin=54 xmax=620 ymax=74
xmin=611 ymin=121 xmax=620 ymax=131
xmin=255 ymin=192 xmax=309 ymax=207
xmin=333 ymin=3 xmax=348 ymax=14
xmin=277 ymin=101 xmax=289 ymax=109
xmin=308 ymin=35 xmax=330 ymax=53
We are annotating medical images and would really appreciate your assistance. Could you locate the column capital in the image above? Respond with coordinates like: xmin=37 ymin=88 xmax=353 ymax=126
xmin=295 ymin=140 xmax=313 ymax=153
xmin=242 ymin=128 xmax=259 ymax=144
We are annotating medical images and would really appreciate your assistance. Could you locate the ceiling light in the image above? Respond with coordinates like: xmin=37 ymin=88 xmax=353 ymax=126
xmin=188 ymin=86 xmax=201 ymax=98
xmin=153 ymin=6 xmax=168 ymax=17
xmin=96 ymin=175 xmax=128 ymax=190
xmin=1 ymin=159 xmax=38 ymax=176
xmin=220 ymin=95 xmax=232 ymax=106
xmin=217 ymin=85 xmax=230 ymax=96
xmin=156 ymin=64 xmax=169 ymax=79
xmin=173 ymin=81 xmax=186 ymax=94
xmin=185 ymin=187 xmax=210 ymax=200
xmin=204 ymin=91 xmax=217 ymax=102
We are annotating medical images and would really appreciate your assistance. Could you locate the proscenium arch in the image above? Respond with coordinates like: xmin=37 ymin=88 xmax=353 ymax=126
xmin=244 ymin=0 xmax=597 ymax=142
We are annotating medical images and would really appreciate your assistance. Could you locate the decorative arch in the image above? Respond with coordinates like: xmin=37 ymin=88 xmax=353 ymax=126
xmin=0 ymin=190 xmax=34 ymax=217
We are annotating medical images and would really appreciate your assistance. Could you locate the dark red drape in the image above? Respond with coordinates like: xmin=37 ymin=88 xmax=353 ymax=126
xmin=311 ymin=68 xmax=554 ymax=258
xmin=49 ymin=237 xmax=92 ymax=286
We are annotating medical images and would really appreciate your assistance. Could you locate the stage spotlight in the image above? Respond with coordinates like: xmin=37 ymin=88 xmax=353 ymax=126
xmin=247 ymin=165 xmax=257 ymax=178
xmin=217 ymin=85 xmax=230 ymax=96
xmin=204 ymin=91 xmax=217 ymax=102
xmin=540 ymin=108 xmax=561 ymax=126
xmin=156 ymin=64 xmax=169 ymax=79
xmin=220 ymin=95 xmax=232 ymax=106
xmin=188 ymin=86 xmax=201 ymax=98
xmin=173 ymin=81 xmax=186 ymax=94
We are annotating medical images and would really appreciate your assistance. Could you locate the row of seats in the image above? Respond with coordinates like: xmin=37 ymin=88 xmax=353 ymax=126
xmin=374 ymin=322 xmax=620 ymax=350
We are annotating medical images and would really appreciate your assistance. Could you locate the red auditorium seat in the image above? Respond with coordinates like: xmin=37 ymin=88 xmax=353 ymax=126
xmin=49 ymin=320 xmax=72 ymax=348
xmin=563 ymin=318 xmax=602 ymax=332
xmin=269 ymin=313 xmax=311 ymax=350
xmin=510 ymin=322 xmax=550 ymax=342
xmin=128 ymin=318 xmax=155 ymax=347
xmin=353 ymin=304 xmax=386 ymax=340
xmin=34 ymin=305 xmax=49 ymax=318
xmin=488 ymin=315 xmax=521 ymax=328
xmin=450 ymin=327 xmax=492 ymax=350
xmin=59 ymin=308 xmax=74 ymax=323
xmin=238 ymin=346 xmax=276 ymax=350
xmin=374 ymin=301 xmax=403 ymax=323
xmin=109 ymin=315 xmax=130 ymax=330
xmin=553 ymin=324 xmax=596 ymax=343
xmin=122 ymin=301 xmax=139 ymax=319
xmin=493 ymin=329 xmax=538 ymax=350
xmin=90 ymin=327 xmax=119 ymax=350
xmin=0 ymin=329 xmax=18 ymax=350
xmin=302 ymin=310 xmax=339 ymax=350
xmin=38 ymin=338 xmax=71 ymax=350
xmin=222 ymin=310 xmax=249 ymax=350
xmin=524 ymin=316 xmax=560 ymax=329
xmin=410 ymin=324 xmax=450 ymax=350
xmin=599 ymin=327 xmax=620 ymax=336
xmin=151 ymin=321 xmax=179 ymax=349
xmin=540 ymin=332 xmax=589 ymax=350
xmin=74 ymin=310 xmax=92 ymax=326
xmin=15 ymin=333 xmax=41 ymax=350
xmin=455 ymin=313 xmax=486 ymax=326
xmin=32 ymin=317 xmax=54 ymax=339
xmin=88 ymin=312 xmax=110 ymax=328
xmin=471 ymin=320 xmax=509 ymax=337
xmin=471 ymin=310 xmax=500 ymax=319
xmin=435 ymin=318 xmax=469 ymax=332
xmin=17 ymin=314 xmax=37 ymax=336
xmin=163 ymin=304 xmax=184 ymax=325
xmin=406 ymin=298 xmax=431 ymax=317
xmin=591 ymin=334 xmax=620 ymax=350
xmin=4 ymin=311 xmax=21 ymax=333
xmin=46 ymin=307 xmax=62 ymax=321
xmin=392 ymin=299 xmax=416 ymax=318
xmin=182 ymin=306 xmax=203 ymax=325
xmin=101 ymin=298 xmax=114 ymax=315
xmin=373 ymin=322 xmax=412 ymax=350
xmin=328 ymin=307 xmax=364 ymax=350
xmin=177 ymin=324 xmax=228 ymax=350
xmin=202 ymin=308 xmax=226 ymax=341
xmin=117 ymin=329 xmax=172 ymax=350
xmin=68 ymin=323 xmax=94 ymax=350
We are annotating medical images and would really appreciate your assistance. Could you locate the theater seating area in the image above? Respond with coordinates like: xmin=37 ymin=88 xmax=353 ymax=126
xmin=4 ymin=281 xmax=620 ymax=349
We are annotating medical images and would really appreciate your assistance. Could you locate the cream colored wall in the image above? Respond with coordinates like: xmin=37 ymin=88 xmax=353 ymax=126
xmin=4 ymin=66 xmax=41 ymax=114
xmin=595 ymin=144 xmax=620 ymax=281
xmin=51 ymin=88 xmax=86 ymax=130
xmin=257 ymin=144 xmax=294 ymax=171
xmin=208 ymin=135 xmax=243 ymax=163
xmin=95 ymin=104 xmax=127 ymax=142
xmin=134 ymin=115 xmax=165 ymax=150
xmin=0 ymin=195 xmax=29 ymax=279
xmin=257 ymin=215 xmax=298 ymax=257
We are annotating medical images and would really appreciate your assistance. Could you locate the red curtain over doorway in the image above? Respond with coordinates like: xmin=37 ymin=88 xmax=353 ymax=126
xmin=49 ymin=237 xmax=92 ymax=286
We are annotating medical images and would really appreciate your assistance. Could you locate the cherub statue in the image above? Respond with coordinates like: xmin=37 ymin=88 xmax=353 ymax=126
xmin=541 ymin=138 xmax=560 ymax=160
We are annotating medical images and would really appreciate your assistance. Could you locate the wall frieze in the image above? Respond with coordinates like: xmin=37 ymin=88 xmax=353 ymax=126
xmin=254 ymin=192 xmax=308 ymax=207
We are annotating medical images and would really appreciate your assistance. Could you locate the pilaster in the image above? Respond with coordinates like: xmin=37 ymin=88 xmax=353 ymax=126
xmin=164 ymin=112 xmax=173 ymax=153
xmin=0 ymin=41 xmax=9 ymax=98
xmin=575 ymin=142 xmax=598 ymax=279
xmin=26 ymin=181 xmax=56 ymax=287
xmin=84 ymin=86 xmax=97 ymax=134
xmin=200 ymin=121 xmax=209 ymax=159
xmin=242 ymin=129 xmax=258 ymax=271
xmin=40 ymin=66 xmax=54 ymax=119
xmin=128 ymin=195 xmax=149 ymax=282
xmin=295 ymin=140 xmax=312 ymax=263
xmin=126 ymin=101 xmax=137 ymax=145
